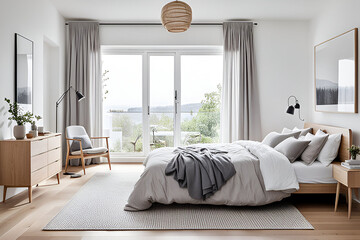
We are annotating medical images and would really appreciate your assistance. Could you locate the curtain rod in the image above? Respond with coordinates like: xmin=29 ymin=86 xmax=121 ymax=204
xmin=65 ymin=22 xmax=258 ymax=26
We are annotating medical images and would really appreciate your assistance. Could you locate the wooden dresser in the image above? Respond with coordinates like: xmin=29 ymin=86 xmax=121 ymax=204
xmin=0 ymin=133 xmax=62 ymax=203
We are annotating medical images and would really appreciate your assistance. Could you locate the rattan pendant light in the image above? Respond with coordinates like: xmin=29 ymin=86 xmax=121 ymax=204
xmin=161 ymin=0 xmax=192 ymax=33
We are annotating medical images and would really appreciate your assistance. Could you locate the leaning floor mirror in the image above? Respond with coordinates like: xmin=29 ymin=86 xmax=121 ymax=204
xmin=314 ymin=28 xmax=358 ymax=113
xmin=15 ymin=33 xmax=33 ymax=112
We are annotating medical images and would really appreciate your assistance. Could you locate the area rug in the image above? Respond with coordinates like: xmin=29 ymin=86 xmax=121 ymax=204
xmin=44 ymin=172 xmax=313 ymax=230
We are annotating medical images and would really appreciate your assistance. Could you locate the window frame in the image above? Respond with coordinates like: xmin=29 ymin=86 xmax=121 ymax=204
xmin=101 ymin=46 xmax=223 ymax=162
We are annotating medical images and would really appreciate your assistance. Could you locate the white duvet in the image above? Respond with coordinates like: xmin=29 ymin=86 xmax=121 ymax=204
xmin=125 ymin=141 xmax=299 ymax=211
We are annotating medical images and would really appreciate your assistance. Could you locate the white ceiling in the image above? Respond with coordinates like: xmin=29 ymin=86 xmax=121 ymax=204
xmin=50 ymin=0 xmax=326 ymax=22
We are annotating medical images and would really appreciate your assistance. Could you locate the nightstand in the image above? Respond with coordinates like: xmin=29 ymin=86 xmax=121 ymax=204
xmin=333 ymin=163 xmax=360 ymax=219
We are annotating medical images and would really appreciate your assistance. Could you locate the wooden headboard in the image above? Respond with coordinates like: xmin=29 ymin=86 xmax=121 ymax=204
xmin=304 ymin=122 xmax=352 ymax=162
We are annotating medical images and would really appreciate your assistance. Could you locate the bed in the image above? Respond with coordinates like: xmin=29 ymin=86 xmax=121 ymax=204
xmin=124 ymin=122 xmax=352 ymax=211
xmin=292 ymin=161 xmax=337 ymax=184
xmin=294 ymin=122 xmax=352 ymax=194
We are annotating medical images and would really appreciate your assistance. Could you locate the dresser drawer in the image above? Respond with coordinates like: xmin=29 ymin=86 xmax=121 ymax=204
xmin=48 ymin=148 xmax=61 ymax=164
xmin=333 ymin=165 xmax=348 ymax=185
xmin=48 ymin=135 xmax=61 ymax=151
xmin=48 ymin=160 xmax=61 ymax=177
xmin=31 ymin=167 xmax=47 ymax=185
xmin=31 ymin=152 xmax=47 ymax=172
xmin=31 ymin=139 xmax=48 ymax=156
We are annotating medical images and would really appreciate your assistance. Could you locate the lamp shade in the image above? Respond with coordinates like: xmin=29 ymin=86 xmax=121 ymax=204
xmin=75 ymin=90 xmax=85 ymax=101
xmin=161 ymin=1 xmax=192 ymax=33
xmin=286 ymin=105 xmax=295 ymax=115
xmin=294 ymin=102 xmax=300 ymax=109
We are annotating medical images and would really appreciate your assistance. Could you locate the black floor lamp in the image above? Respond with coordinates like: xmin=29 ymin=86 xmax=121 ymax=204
xmin=56 ymin=86 xmax=85 ymax=132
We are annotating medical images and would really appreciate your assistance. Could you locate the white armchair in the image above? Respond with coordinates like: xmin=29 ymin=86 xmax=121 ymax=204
xmin=65 ymin=125 xmax=111 ymax=175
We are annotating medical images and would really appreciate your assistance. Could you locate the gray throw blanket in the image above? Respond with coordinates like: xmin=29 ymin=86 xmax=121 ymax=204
xmin=165 ymin=146 xmax=236 ymax=200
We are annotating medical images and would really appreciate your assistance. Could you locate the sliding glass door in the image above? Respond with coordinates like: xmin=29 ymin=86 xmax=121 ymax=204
xmin=180 ymin=55 xmax=223 ymax=145
xmin=102 ymin=54 xmax=143 ymax=154
xmin=149 ymin=55 xmax=175 ymax=149
xmin=102 ymin=47 xmax=223 ymax=158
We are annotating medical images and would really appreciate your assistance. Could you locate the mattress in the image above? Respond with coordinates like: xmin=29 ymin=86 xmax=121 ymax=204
xmin=291 ymin=160 xmax=337 ymax=184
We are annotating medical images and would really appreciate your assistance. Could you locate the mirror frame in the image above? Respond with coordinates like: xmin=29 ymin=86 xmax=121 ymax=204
xmin=15 ymin=33 xmax=34 ymax=112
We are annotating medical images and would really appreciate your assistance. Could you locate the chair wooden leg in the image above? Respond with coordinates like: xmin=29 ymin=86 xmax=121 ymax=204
xmin=81 ymin=157 xmax=86 ymax=175
xmin=56 ymin=173 xmax=60 ymax=184
xmin=107 ymin=153 xmax=111 ymax=170
xmin=3 ymin=186 xmax=7 ymax=203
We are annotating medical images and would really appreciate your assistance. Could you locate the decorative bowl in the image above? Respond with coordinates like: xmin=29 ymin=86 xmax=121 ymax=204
xmin=26 ymin=133 xmax=34 ymax=139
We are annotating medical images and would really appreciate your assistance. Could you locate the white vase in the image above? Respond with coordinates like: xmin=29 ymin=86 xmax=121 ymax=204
xmin=13 ymin=125 xmax=26 ymax=140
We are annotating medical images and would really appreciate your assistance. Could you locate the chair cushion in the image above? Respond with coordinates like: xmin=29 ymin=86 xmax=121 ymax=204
xmin=70 ymin=135 xmax=93 ymax=152
xmin=71 ymin=147 xmax=108 ymax=155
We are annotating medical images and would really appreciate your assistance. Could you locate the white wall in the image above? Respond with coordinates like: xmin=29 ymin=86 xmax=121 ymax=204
xmin=0 ymin=0 xmax=65 ymax=202
xmin=43 ymin=37 xmax=61 ymax=132
xmin=100 ymin=25 xmax=223 ymax=46
xmin=254 ymin=20 xmax=311 ymax=136
xmin=100 ymin=21 xmax=311 ymax=138
xmin=309 ymin=0 xmax=360 ymax=145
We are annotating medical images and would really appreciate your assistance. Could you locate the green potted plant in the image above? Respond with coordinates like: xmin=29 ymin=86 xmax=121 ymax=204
xmin=31 ymin=115 xmax=42 ymax=137
xmin=348 ymin=145 xmax=360 ymax=160
xmin=4 ymin=98 xmax=41 ymax=140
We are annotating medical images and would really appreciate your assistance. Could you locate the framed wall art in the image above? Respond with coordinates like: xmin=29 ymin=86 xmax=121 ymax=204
xmin=314 ymin=28 xmax=358 ymax=113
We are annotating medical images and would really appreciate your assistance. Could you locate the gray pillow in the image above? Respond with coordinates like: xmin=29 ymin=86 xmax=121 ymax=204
xmin=282 ymin=127 xmax=312 ymax=137
xmin=71 ymin=135 xmax=93 ymax=152
xmin=262 ymin=131 xmax=301 ymax=148
xmin=300 ymin=133 xmax=329 ymax=165
xmin=275 ymin=137 xmax=311 ymax=162
xmin=293 ymin=127 xmax=313 ymax=137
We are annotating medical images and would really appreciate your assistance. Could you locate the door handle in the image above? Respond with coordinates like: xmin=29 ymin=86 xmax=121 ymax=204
xmin=175 ymin=90 xmax=178 ymax=114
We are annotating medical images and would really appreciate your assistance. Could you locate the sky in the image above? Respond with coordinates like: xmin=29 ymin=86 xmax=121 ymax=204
xmin=102 ymin=54 xmax=223 ymax=111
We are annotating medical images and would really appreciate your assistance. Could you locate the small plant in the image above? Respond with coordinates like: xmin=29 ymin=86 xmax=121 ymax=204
xmin=32 ymin=115 xmax=42 ymax=125
xmin=4 ymin=98 xmax=41 ymax=125
xmin=348 ymin=145 xmax=360 ymax=160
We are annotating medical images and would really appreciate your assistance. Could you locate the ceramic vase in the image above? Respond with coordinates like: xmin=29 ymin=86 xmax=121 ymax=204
xmin=13 ymin=125 xmax=26 ymax=140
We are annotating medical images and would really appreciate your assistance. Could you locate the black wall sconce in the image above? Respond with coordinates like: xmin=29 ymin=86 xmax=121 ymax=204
xmin=286 ymin=95 xmax=304 ymax=121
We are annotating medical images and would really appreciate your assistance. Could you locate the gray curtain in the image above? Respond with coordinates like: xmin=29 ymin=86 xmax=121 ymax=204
xmin=65 ymin=22 xmax=103 ymax=166
xmin=221 ymin=22 xmax=261 ymax=143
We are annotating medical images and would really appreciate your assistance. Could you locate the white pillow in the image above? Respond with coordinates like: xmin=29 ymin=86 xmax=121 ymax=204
xmin=316 ymin=130 xmax=342 ymax=166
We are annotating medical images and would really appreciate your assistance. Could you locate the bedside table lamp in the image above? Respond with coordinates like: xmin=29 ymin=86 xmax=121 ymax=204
xmin=56 ymin=86 xmax=85 ymax=132
xmin=286 ymin=95 xmax=304 ymax=121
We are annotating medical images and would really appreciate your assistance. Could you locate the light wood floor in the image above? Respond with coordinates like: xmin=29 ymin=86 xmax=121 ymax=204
xmin=0 ymin=163 xmax=359 ymax=240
